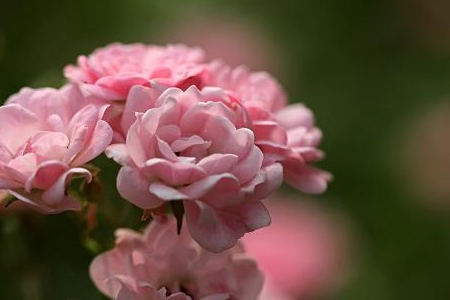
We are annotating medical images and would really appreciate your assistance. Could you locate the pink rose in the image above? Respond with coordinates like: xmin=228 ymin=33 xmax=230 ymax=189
xmin=106 ymin=86 xmax=282 ymax=252
xmin=0 ymin=85 xmax=113 ymax=213
xmin=242 ymin=196 xmax=351 ymax=299
xmin=64 ymin=43 xmax=206 ymax=101
xmin=90 ymin=217 xmax=264 ymax=300
xmin=204 ymin=62 xmax=331 ymax=194
xmin=64 ymin=43 xmax=206 ymax=141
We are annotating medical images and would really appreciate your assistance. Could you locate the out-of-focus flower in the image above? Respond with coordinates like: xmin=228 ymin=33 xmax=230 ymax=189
xmin=258 ymin=283 xmax=296 ymax=300
xmin=90 ymin=217 xmax=264 ymax=300
xmin=204 ymin=63 xmax=331 ymax=194
xmin=106 ymin=86 xmax=282 ymax=252
xmin=402 ymin=0 xmax=450 ymax=52
xmin=242 ymin=195 xmax=351 ymax=299
xmin=0 ymin=85 xmax=113 ymax=213
xmin=398 ymin=101 xmax=450 ymax=210
xmin=163 ymin=15 xmax=281 ymax=72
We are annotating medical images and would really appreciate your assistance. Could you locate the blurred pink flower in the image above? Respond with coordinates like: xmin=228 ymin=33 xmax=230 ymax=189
xmin=90 ymin=217 xmax=264 ymax=300
xmin=163 ymin=16 xmax=281 ymax=72
xmin=0 ymin=85 xmax=113 ymax=213
xmin=258 ymin=283 xmax=296 ymax=300
xmin=242 ymin=196 xmax=350 ymax=299
xmin=398 ymin=101 xmax=450 ymax=210
xmin=106 ymin=86 xmax=282 ymax=252
xmin=204 ymin=63 xmax=331 ymax=194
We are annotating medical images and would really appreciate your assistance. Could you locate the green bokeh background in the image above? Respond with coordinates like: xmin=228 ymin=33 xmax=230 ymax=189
xmin=1 ymin=0 xmax=450 ymax=299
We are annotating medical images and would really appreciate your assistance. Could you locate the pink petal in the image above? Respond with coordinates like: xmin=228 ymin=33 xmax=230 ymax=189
xmin=90 ymin=249 xmax=130 ymax=298
xmin=105 ymin=143 xmax=131 ymax=165
xmin=126 ymin=120 xmax=150 ymax=166
xmin=216 ymin=128 xmax=254 ymax=159
xmin=25 ymin=161 xmax=68 ymax=192
xmin=171 ymin=135 xmax=208 ymax=153
xmin=283 ymin=164 xmax=332 ymax=194
xmin=184 ymin=201 xmax=240 ymax=252
xmin=8 ymin=188 xmax=81 ymax=214
xmin=117 ymin=166 xmax=163 ymax=209
xmin=71 ymin=119 xmax=113 ymax=166
xmin=197 ymin=154 xmax=238 ymax=175
xmin=275 ymin=103 xmax=315 ymax=129
xmin=149 ymin=182 xmax=189 ymax=200
xmin=230 ymin=146 xmax=263 ymax=183
xmin=0 ymin=104 xmax=40 ymax=154
xmin=253 ymin=120 xmax=288 ymax=144
xmin=246 ymin=163 xmax=283 ymax=201
xmin=156 ymin=137 xmax=178 ymax=162
xmin=28 ymin=132 xmax=69 ymax=161
xmin=4 ymin=153 xmax=38 ymax=184
xmin=184 ymin=199 xmax=270 ymax=253
xmin=42 ymin=167 xmax=92 ymax=205
xmin=179 ymin=174 xmax=240 ymax=202
xmin=121 ymin=85 xmax=161 ymax=134
xmin=141 ymin=158 xmax=206 ymax=186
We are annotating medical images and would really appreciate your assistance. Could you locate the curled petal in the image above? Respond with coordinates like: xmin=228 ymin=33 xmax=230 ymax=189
xmin=275 ymin=103 xmax=315 ymax=129
xmin=8 ymin=188 xmax=81 ymax=214
xmin=283 ymin=164 xmax=332 ymax=194
xmin=71 ymin=120 xmax=113 ymax=166
xmin=184 ymin=199 xmax=270 ymax=253
xmin=106 ymin=144 xmax=131 ymax=166
xmin=42 ymin=167 xmax=92 ymax=205
xmin=142 ymin=159 xmax=206 ymax=186
xmin=25 ymin=161 xmax=68 ymax=192
xmin=117 ymin=166 xmax=163 ymax=209
xmin=149 ymin=182 xmax=189 ymax=200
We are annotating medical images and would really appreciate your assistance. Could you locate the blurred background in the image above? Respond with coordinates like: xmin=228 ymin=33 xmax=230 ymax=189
xmin=1 ymin=0 xmax=450 ymax=299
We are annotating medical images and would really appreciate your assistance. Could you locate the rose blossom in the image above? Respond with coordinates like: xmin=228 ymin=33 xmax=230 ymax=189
xmin=64 ymin=43 xmax=206 ymax=100
xmin=64 ymin=43 xmax=330 ymax=193
xmin=243 ymin=196 xmax=351 ymax=299
xmin=64 ymin=43 xmax=206 ymax=141
xmin=90 ymin=217 xmax=264 ymax=300
xmin=106 ymin=86 xmax=282 ymax=252
xmin=203 ymin=62 xmax=331 ymax=194
xmin=0 ymin=85 xmax=113 ymax=213
xmin=398 ymin=101 xmax=450 ymax=211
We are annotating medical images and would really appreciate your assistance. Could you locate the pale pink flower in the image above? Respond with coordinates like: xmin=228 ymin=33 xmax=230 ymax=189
xmin=106 ymin=86 xmax=282 ymax=252
xmin=398 ymin=101 xmax=450 ymax=211
xmin=64 ymin=43 xmax=206 ymax=142
xmin=243 ymin=196 xmax=350 ymax=299
xmin=164 ymin=15 xmax=282 ymax=72
xmin=64 ymin=43 xmax=206 ymax=101
xmin=204 ymin=62 xmax=331 ymax=194
xmin=0 ymin=85 xmax=113 ymax=213
xmin=90 ymin=217 xmax=264 ymax=300
xmin=65 ymin=43 xmax=329 ymax=193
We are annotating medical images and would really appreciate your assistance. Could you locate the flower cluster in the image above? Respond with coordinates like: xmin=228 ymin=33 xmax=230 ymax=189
xmin=1 ymin=43 xmax=331 ymax=300
xmin=0 ymin=85 xmax=112 ymax=213
xmin=90 ymin=217 xmax=264 ymax=300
